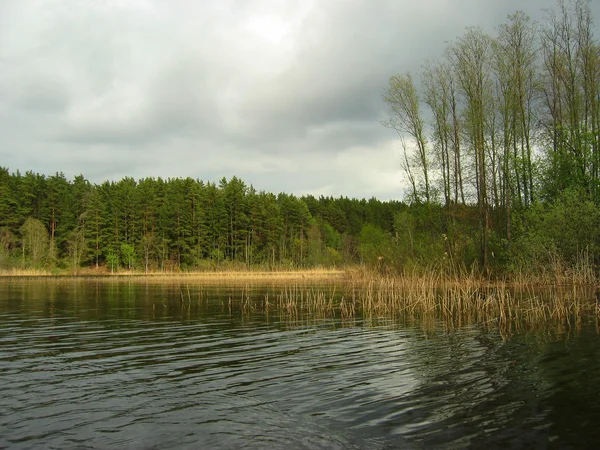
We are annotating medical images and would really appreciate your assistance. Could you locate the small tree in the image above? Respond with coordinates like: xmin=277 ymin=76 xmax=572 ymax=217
xmin=140 ymin=233 xmax=156 ymax=273
xmin=120 ymin=243 xmax=135 ymax=270
xmin=0 ymin=228 xmax=15 ymax=267
xmin=106 ymin=250 xmax=119 ymax=273
xmin=20 ymin=217 xmax=48 ymax=267
xmin=358 ymin=224 xmax=393 ymax=267
xmin=67 ymin=227 xmax=88 ymax=273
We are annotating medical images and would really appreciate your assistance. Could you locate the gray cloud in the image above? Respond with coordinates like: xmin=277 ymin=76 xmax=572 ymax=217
xmin=1 ymin=0 xmax=599 ymax=201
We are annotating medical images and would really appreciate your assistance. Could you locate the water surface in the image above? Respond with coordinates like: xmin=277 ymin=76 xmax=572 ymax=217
xmin=1 ymin=278 xmax=600 ymax=449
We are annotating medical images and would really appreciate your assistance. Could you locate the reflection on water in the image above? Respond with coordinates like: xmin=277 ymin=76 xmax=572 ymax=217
xmin=1 ymin=278 xmax=600 ymax=449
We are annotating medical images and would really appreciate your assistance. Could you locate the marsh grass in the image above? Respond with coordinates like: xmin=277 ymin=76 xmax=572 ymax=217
xmin=4 ymin=265 xmax=598 ymax=335
xmin=218 ymin=268 xmax=600 ymax=335
xmin=352 ymin=273 xmax=599 ymax=334
xmin=0 ymin=268 xmax=57 ymax=277
xmin=510 ymin=249 xmax=597 ymax=285
xmin=0 ymin=267 xmax=345 ymax=281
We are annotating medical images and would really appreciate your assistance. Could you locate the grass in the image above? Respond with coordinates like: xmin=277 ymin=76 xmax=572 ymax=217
xmin=3 ymin=265 xmax=599 ymax=335
xmin=507 ymin=249 xmax=597 ymax=285
xmin=215 ymin=268 xmax=600 ymax=335
xmin=135 ymin=269 xmax=345 ymax=281
xmin=0 ymin=267 xmax=346 ymax=280
xmin=350 ymin=271 xmax=599 ymax=332
xmin=0 ymin=268 xmax=59 ymax=277
xmin=2 ymin=254 xmax=598 ymax=285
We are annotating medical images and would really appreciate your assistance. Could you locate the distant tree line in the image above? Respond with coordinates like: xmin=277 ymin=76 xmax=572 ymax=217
xmin=0 ymin=163 xmax=596 ymax=276
xmin=383 ymin=0 xmax=600 ymax=276
xmin=0 ymin=169 xmax=415 ymax=272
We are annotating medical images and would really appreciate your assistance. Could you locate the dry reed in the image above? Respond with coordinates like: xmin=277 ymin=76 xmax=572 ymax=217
xmin=4 ymin=264 xmax=599 ymax=335
xmin=220 ymin=268 xmax=600 ymax=336
xmin=0 ymin=268 xmax=345 ymax=281
xmin=0 ymin=268 xmax=56 ymax=277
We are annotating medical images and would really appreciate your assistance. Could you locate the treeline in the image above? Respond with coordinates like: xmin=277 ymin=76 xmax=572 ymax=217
xmin=384 ymin=0 xmax=600 ymax=275
xmin=0 ymin=168 xmax=414 ymax=272
xmin=0 ymin=166 xmax=596 ymax=277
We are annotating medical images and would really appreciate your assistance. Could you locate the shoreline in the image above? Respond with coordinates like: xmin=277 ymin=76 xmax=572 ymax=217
xmin=0 ymin=269 xmax=348 ymax=281
xmin=0 ymin=268 xmax=597 ymax=287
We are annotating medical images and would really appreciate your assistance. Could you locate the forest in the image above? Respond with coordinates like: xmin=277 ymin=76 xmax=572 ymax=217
xmin=0 ymin=169 xmax=409 ymax=272
xmin=1 ymin=0 xmax=600 ymax=278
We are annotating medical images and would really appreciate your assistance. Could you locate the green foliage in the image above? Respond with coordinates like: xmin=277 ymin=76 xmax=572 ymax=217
xmin=391 ymin=204 xmax=450 ymax=270
xmin=358 ymin=224 xmax=393 ymax=266
xmin=139 ymin=233 xmax=157 ymax=273
xmin=120 ymin=243 xmax=136 ymax=270
xmin=4 ymin=158 xmax=600 ymax=277
xmin=0 ymin=227 xmax=16 ymax=268
xmin=106 ymin=250 xmax=119 ymax=273
xmin=322 ymin=223 xmax=341 ymax=249
xmin=393 ymin=210 xmax=415 ymax=260
xmin=509 ymin=188 xmax=600 ymax=272
xmin=209 ymin=248 xmax=224 ymax=264
xmin=67 ymin=227 xmax=88 ymax=272
xmin=20 ymin=217 xmax=48 ymax=267
xmin=324 ymin=247 xmax=343 ymax=267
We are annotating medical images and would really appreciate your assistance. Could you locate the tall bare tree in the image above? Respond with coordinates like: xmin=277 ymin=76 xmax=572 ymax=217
xmin=451 ymin=27 xmax=494 ymax=272
xmin=493 ymin=11 xmax=539 ymax=241
xmin=384 ymin=73 xmax=432 ymax=202
xmin=540 ymin=0 xmax=599 ymax=197
xmin=497 ymin=11 xmax=538 ymax=207
xmin=423 ymin=61 xmax=452 ymax=207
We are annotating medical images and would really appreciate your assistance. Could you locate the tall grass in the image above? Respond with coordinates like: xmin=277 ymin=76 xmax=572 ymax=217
xmin=0 ymin=268 xmax=56 ymax=277
xmin=510 ymin=248 xmax=597 ymax=285
xmin=5 ymin=263 xmax=598 ymax=334
xmin=220 ymin=268 xmax=600 ymax=335
xmin=0 ymin=267 xmax=345 ymax=280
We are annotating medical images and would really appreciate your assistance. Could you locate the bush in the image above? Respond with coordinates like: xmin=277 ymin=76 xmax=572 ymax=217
xmin=508 ymin=187 xmax=600 ymax=274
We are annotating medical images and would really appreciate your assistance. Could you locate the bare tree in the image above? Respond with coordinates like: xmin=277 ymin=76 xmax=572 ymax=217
xmin=399 ymin=136 xmax=419 ymax=203
xmin=451 ymin=27 xmax=494 ymax=272
xmin=423 ymin=61 xmax=452 ymax=207
xmin=496 ymin=11 xmax=538 ymax=207
xmin=384 ymin=73 xmax=432 ymax=202
xmin=540 ymin=0 xmax=599 ymax=195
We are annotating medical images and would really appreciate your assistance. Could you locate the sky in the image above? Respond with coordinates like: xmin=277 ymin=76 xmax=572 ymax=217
xmin=1 ymin=0 xmax=599 ymax=201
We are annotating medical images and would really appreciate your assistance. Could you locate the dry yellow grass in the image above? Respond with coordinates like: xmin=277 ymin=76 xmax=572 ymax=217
xmin=3 ymin=265 xmax=599 ymax=336
xmin=218 ymin=270 xmax=600 ymax=335
xmin=126 ymin=269 xmax=345 ymax=281
xmin=1 ymin=262 xmax=596 ymax=285
xmin=0 ymin=267 xmax=345 ymax=280
xmin=0 ymin=268 xmax=56 ymax=277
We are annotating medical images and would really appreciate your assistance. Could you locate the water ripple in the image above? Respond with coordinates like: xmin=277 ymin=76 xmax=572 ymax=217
xmin=2 ymin=280 xmax=600 ymax=448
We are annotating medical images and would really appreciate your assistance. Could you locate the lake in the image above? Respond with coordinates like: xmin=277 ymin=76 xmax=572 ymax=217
xmin=1 ymin=278 xmax=600 ymax=449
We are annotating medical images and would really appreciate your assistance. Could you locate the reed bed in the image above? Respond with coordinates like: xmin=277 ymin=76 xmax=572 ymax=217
xmin=508 ymin=249 xmax=597 ymax=285
xmin=136 ymin=269 xmax=345 ymax=282
xmin=5 ymin=265 xmax=599 ymax=334
xmin=0 ymin=268 xmax=57 ymax=277
xmin=351 ymin=273 xmax=599 ymax=334
xmin=0 ymin=268 xmax=345 ymax=281
xmin=221 ymin=270 xmax=600 ymax=335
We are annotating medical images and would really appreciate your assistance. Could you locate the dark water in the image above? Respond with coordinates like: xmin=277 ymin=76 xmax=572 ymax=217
xmin=1 ymin=279 xmax=600 ymax=449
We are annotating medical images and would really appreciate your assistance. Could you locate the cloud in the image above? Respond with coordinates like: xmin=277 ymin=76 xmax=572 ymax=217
xmin=1 ymin=0 xmax=600 ymax=201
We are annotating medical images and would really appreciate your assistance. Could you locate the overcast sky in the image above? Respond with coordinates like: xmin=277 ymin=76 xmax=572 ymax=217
xmin=1 ymin=0 xmax=599 ymax=200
